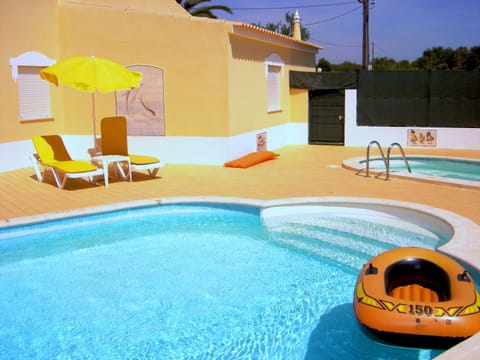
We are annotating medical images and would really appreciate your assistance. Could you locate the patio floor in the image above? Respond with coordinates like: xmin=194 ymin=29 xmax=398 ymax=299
xmin=1 ymin=144 xmax=479 ymax=359
xmin=2 ymin=145 xmax=479 ymax=224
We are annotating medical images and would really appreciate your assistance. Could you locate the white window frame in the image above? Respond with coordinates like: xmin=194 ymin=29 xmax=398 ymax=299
xmin=265 ymin=53 xmax=284 ymax=113
xmin=10 ymin=51 xmax=55 ymax=121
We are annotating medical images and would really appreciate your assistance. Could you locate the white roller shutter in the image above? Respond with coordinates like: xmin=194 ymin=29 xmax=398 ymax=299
xmin=267 ymin=65 xmax=281 ymax=112
xmin=17 ymin=66 xmax=51 ymax=121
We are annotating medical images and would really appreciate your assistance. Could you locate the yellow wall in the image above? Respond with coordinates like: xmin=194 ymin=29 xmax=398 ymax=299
xmin=227 ymin=30 xmax=317 ymax=136
xmin=57 ymin=1 xmax=230 ymax=137
xmin=289 ymin=89 xmax=309 ymax=123
xmin=0 ymin=0 xmax=62 ymax=142
xmin=1 ymin=0 xmax=317 ymax=144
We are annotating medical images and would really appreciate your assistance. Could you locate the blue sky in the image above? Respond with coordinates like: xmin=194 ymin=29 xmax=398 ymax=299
xmin=215 ymin=0 xmax=480 ymax=64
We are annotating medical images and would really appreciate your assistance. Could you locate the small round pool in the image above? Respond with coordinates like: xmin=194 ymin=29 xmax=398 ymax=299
xmin=0 ymin=197 xmax=478 ymax=359
xmin=343 ymin=155 xmax=480 ymax=188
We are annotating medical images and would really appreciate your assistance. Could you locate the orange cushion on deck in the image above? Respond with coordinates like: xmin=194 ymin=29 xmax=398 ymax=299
xmin=224 ymin=151 xmax=279 ymax=168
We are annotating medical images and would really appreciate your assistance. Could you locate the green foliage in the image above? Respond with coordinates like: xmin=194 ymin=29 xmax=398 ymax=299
xmin=318 ymin=46 xmax=480 ymax=71
xmin=333 ymin=61 xmax=362 ymax=72
xmin=176 ymin=0 xmax=232 ymax=19
xmin=316 ymin=58 xmax=333 ymax=72
xmin=466 ymin=46 xmax=480 ymax=71
xmin=317 ymin=58 xmax=360 ymax=72
xmin=252 ymin=12 xmax=310 ymax=41
xmin=412 ymin=47 xmax=453 ymax=70
xmin=372 ymin=57 xmax=415 ymax=70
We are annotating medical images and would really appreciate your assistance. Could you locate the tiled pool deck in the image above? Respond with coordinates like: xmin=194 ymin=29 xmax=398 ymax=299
xmin=1 ymin=145 xmax=479 ymax=358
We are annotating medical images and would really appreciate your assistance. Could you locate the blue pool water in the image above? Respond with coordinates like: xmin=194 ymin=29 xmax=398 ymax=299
xmin=0 ymin=203 xmax=456 ymax=359
xmin=367 ymin=156 xmax=480 ymax=182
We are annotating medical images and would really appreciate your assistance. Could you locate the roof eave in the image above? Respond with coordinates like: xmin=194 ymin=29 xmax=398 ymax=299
xmin=231 ymin=22 xmax=323 ymax=54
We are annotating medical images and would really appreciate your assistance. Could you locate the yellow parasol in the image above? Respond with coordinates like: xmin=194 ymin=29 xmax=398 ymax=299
xmin=40 ymin=56 xmax=142 ymax=154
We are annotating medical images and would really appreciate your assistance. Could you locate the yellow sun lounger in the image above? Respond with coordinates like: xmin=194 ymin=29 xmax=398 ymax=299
xmin=31 ymin=135 xmax=103 ymax=189
xmin=100 ymin=116 xmax=163 ymax=177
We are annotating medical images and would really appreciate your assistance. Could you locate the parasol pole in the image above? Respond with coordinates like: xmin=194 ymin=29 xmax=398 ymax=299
xmin=91 ymin=92 xmax=98 ymax=155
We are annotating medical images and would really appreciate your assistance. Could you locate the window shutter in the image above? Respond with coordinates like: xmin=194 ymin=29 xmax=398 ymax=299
xmin=267 ymin=65 xmax=281 ymax=112
xmin=17 ymin=66 xmax=51 ymax=120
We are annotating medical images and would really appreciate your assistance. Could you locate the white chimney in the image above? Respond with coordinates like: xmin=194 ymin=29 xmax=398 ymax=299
xmin=293 ymin=10 xmax=301 ymax=40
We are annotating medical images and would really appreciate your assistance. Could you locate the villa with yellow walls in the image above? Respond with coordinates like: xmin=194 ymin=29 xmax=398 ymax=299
xmin=0 ymin=0 xmax=321 ymax=172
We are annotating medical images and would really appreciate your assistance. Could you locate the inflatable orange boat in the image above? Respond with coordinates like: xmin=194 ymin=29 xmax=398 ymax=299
xmin=354 ymin=247 xmax=480 ymax=346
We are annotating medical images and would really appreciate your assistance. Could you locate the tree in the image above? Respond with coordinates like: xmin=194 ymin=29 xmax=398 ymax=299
xmin=465 ymin=46 xmax=480 ymax=71
xmin=253 ymin=12 xmax=310 ymax=41
xmin=316 ymin=59 xmax=361 ymax=72
xmin=397 ymin=60 xmax=413 ymax=70
xmin=454 ymin=46 xmax=469 ymax=70
xmin=176 ymin=0 xmax=232 ymax=19
xmin=425 ymin=47 xmax=454 ymax=69
xmin=411 ymin=46 xmax=478 ymax=70
xmin=372 ymin=57 xmax=414 ymax=70
xmin=333 ymin=61 xmax=362 ymax=72
xmin=317 ymin=58 xmax=333 ymax=72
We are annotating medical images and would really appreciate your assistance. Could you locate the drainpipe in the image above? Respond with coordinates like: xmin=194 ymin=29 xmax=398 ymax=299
xmin=293 ymin=10 xmax=301 ymax=40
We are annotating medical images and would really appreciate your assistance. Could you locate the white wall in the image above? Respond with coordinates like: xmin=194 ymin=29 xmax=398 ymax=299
xmin=0 ymin=123 xmax=308 ymax=172
xmin=344 ymin=89 xmax=480 ymax=150
xmin=4 ymin=91 xmax=478 ymax=173
xmin=0 ymin=140 xmax=36 ymax=172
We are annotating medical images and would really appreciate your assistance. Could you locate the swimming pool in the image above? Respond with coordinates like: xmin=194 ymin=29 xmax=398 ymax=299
xmin=343 ymin=156 xmax=480 ymax=188
xmin=0 ymin=197 xmax=479 ymax=359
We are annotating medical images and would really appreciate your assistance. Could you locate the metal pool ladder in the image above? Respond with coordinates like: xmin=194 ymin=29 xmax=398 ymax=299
xmin=365 ymin=141 xmax=411 ymax=180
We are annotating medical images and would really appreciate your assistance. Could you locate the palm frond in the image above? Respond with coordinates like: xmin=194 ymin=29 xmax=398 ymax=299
xmin=190 ymin=5 xmax=233 ymax=18
xmin=177 ymin=0 xmax=232 ymax=19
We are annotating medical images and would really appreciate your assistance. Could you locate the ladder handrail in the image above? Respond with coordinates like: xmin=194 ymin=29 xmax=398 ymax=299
xmin=386 ymin=142 xmax=412 ymax=180
xmin=365 ymin=140 xmax=387 ymax=177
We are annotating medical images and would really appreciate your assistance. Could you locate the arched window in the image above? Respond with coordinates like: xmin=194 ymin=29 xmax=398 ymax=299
xmin=265 ymin=53 xmax=284 ymax=112
xmin=10 ymin=51 xmax=55 ymax=121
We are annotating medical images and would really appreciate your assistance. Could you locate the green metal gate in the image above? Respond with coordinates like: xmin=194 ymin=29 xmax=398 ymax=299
xmin=308 ymin=89 xmax=345 ymax=145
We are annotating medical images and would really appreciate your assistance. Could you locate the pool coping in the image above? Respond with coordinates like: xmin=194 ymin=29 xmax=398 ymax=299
xmin=1 ymin=195 xmax=479 ymax=269
xmin=342 ymin=155 xmax=480 ymax=190
xmin=1 ymin=195 xmax=479 ymax=359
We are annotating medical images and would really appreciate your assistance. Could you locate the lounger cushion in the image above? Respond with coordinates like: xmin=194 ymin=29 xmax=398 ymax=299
xmin=224 ymin=151 xmax=279 ymax=168
xmin=101 ymin=117 xmax=162 ymax=177
xmin=33 ymin=135 xmax=99 ymax=173
xmin=130 ymin=154 xmax=160 ymax=165
xmin=33 ymin=135 xmax=72 ymax=162
xmin=45 ymin=160 xmax=98 ymax=173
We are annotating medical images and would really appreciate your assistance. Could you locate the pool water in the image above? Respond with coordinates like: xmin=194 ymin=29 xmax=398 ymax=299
xmin=368 ymin=156 xmax=480 ymax=182
xmin=0 ymin=204 xmax=451 ymax=359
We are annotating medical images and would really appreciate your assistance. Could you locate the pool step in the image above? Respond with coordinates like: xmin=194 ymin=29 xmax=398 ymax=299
xmin=266 ymin=222 xmax=392 ymax=272
xmin=265 ymin=214 xmax=439 ymax=273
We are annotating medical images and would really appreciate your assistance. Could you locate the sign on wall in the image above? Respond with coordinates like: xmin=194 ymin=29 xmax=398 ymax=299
xmin=256 ymin=132 xmax=267 ymax=151
xmin=407 ymin=129 xmax=437 ymax=147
